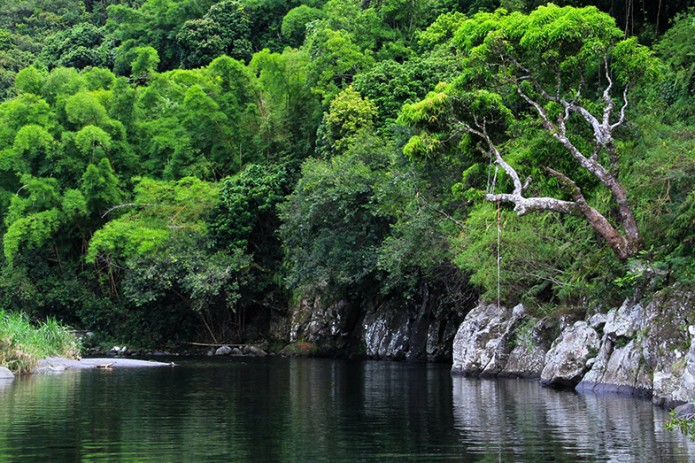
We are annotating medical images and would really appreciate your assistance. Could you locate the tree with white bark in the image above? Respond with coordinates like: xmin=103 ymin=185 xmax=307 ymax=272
xmin=401 ymin=4 xmax=657 ymax=260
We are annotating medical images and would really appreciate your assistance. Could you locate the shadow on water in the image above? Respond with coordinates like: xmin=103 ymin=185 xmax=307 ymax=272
xmin=0 ymin=358 xmax=693 ymax=462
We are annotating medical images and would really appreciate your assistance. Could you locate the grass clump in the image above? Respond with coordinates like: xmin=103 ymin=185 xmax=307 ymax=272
xmin=0 ymin=310 xmax=80 ymax=374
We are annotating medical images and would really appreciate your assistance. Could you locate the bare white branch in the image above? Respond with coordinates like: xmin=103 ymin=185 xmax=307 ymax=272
xmin=601 ymin=55 xmax=615 ymax=128
xmin=610 ymin=85 xmax=629 ymax=130
xmin=485 ymin=193 xmax=580 ymax=216
xmin=522 ymin=176 xmax=533 ymax=192
xmin=455 ymin=121 xmax=524 ymax=195
xmin=101 ymin=203 xmax=155 ymax=218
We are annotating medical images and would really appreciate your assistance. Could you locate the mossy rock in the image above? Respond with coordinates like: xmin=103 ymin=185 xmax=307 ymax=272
xmin=278 ymin=341 xmax=318 ymax=356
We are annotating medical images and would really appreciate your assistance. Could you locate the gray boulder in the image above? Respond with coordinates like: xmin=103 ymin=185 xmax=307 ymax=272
xmin=289 ymin=295 xmax=355 ymax=344
xmin=541 ymin=321 xmax=600 ymax=388
xmin=647 ymin=292 xmax=695 ymax=406
xmin=215 ymin=346 xmax=232 ymax=356
xmin=502 ymin=319 xmax=548 ymax=378
xmin=362 ymin=312 xmax=410 ymax=360
xmin=603 ymin=300 xmax=644 ymax=339
xmin=0 ymin=366 xmax=14 ymax=380
xmin=452 ymin=303 xmax=529 ymax=377
xmin=576 ymin=338 xmax=652 ymax=396
xmin=242 ymin=345 xmax=267 ymax=357
xmin=33 ymin=363 xmax=67 ymax=375
xmin=674 ymin=402 xmax=695 ymax=419
xmin=450 ymin=289 xmax=695 ymax=403
xmin=577 ymin=301 xmax=652 ymax=397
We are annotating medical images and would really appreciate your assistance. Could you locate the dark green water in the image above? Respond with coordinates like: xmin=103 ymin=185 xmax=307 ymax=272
xmin=0 ymin=357 xmax=692 ymax=462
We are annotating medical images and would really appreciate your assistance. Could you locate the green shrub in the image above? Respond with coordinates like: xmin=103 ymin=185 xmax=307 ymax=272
xmin=0 ymin=309 xmax=80 ymax=374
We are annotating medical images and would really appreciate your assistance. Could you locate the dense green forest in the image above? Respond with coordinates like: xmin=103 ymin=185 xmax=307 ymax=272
xmin=0 ymin=0 xmax=692 ymax=348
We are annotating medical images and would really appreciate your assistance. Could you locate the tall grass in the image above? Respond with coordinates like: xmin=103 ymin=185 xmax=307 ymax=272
xmin=0 ymin=310 xmax=80 ymax=374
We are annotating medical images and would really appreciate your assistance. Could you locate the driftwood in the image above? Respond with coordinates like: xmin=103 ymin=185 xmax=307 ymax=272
xmin=188 ymin=342 xmax=245 ymax=347
xmin=94 ymin=362 xmax=115 ymax=369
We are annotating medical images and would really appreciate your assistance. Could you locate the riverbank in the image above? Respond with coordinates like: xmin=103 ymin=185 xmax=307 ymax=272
xmin=0 ymin=309 xmax=80 ymax=375
xmin=450 ymin=288 xmax=695 ymax=408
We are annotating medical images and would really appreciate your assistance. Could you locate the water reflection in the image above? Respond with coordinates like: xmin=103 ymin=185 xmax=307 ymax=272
xmin=0 ymin=359 xmax=692 ymax=462
xmin=451 ymin=376 xmax=695 ymax=462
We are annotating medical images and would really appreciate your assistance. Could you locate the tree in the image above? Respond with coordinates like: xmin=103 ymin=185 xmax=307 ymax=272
xmin=64 ymin=91 xmax=110 ymax=128
xmin=653 ymin=10 xmax=695 ymax=123
xmin=41 ymin=22 xmax=107 ymax=69
xmin=175 ymin=18 xmax=227 ymax=69
xmin=74 ymin=125 xmax=112 ymax=161
xmin=210 ymin=163 xmax=296 ymax=320
xmin=11 ymin=124 xmax=56 ymax=176
xmin=402 ymin=5 xmax=657 ymax=260
xmin=306 ymin=27 xmax=374 ymax=103
xmin=374 ymin=0 xmax=451 ymax=36
xmin=80 ymin=157 xmax=122 ymax=215
xmin=212 ymin=162 xmax=296 ymax=253
xmin=107 ymin=0 xmax=216 ymax=72
xmin=130 ymin=46 xmax=160 ymax=83
xmin=249 ymin=48 xmax=320 ymax=160
xmin=352 ymin=54 xmax=460 ymax=124
xmin=84 ymin=175 xmax=248 ymax=343
xmin=281 ymin=5 xmax=324 ymax=48
xmin=279 ymin=132 xmax=391 ymax=295
xmin=318 ymin=85 xmax=377 ymax=156
xmin=42 ymin=67 xmax=85 ymax=104
xmin=176 ymin=0 xmax=253 ymax=69
xmin=14 ymin=66 xmax=47 ymax=95
xmin=240 ymin=0 xmax=308 ymax=52
xmin=0 ymin=94 xmax=54 ymax=146
xmin=3 ymin=174 xmax=87 ymax=266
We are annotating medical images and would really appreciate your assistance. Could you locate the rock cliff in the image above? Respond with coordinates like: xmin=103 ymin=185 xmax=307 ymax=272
xmin=450 ymin=290 xmax=695 ymax=407
xmin=287 ymin=284 xmax=467 ymax=361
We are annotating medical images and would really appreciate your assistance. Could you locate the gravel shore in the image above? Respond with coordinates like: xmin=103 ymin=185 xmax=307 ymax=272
xmin=34 ymin=357 xmax=173 ymax=373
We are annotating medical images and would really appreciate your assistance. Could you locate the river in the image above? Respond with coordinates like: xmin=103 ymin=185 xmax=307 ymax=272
xmin=0 ymin=357 xmax=692 ymax=462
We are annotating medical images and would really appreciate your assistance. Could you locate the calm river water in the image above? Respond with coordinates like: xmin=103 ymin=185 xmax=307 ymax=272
xmin=0 ymin=357 xmax=693 ymax=462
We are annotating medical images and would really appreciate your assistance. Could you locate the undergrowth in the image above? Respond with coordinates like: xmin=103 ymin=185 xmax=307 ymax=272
xmin=0 ymin=310 xmax=80 ymax=374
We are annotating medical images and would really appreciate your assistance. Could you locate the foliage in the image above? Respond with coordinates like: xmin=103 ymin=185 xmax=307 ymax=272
xmin=176 ymin=0 xmax=253 ymax=68
xmin=107 ymin=0 xmax=216 ymax=72
xmin=279 ymin=132 xmax=391 ymax=295
xmin=0 ymin=309 xmax=80 ymax=374
xmin=41 ymin=22 xmax=109 ymax=69
xmin=402 ymin=5 xmax=659 ymax=272
xmin=212 ymin=163 xmax=295 ymax=251
xmin=666 ymin=405 xmax=695 ymax=441
xmin=0 ymin=1 xmax=692 ymax=348
xmin=453 ymin=204 xmax=623 ymax=306
xmin=622 ymin=117 xmax=695 ymax=289
xmin=319 ymin=86 xmax=377 ymax=156
xmin=249 ymin=48 xmax=320 ymax=160
xmin=119 ymin=236 xmax=252 ymax=344
xmin=282 ymin=5 xmax=324 ymax=48
xmin=3 ymin=174 xmax=87 ymax=266
xmin=306 ymin=27 xmax=374 ymax=104
xmin=353 ymin=54 xmax=460 ymax=125
xmin=652 ymin=11 xmax=695 ymax=123
xmin=86 ymin=176 xmax=219 ymax=263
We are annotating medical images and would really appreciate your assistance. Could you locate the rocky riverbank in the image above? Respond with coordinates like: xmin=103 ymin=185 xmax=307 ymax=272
xmin=451 ymin=289 xmax=695 ymax=407
xmin=281 ymin=283 xmax=468 ymax=361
